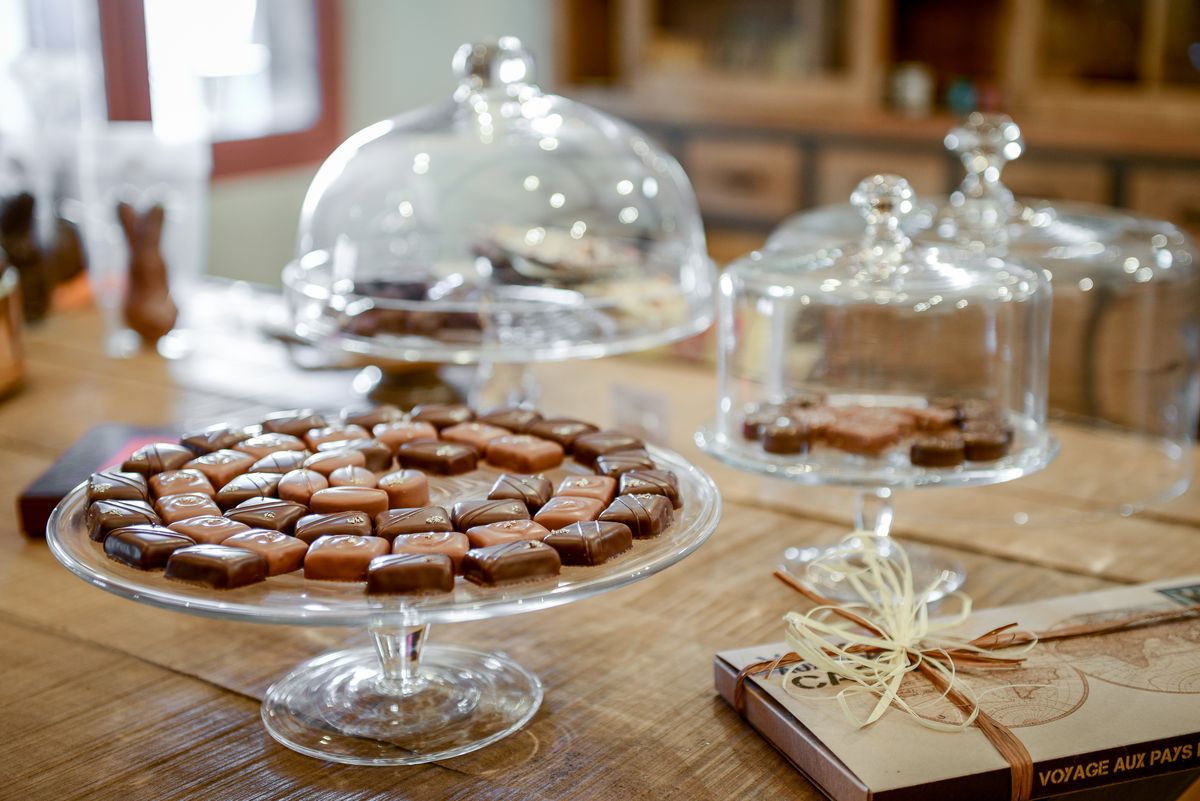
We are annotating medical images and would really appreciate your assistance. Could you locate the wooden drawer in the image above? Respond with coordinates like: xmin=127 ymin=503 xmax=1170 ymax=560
xmin=1127 ymin=166 xmax=1200 ymax=239
xmin=684 ymin=137 xmax=802 ymax=222
xmin=1002 ymin=158 xmax=1111 ymax=204
xmin=706 ymin=228 xmax=768 ymax=265
xmin=814 ymin=147 xmax=946 ymax=206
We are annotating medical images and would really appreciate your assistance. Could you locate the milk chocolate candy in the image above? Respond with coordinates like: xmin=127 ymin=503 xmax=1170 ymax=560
xmin=452 ymin=499 xmax=530 ymax=530
xmin=441 ymin=422 xmax=511 ymax=454
xmin=462 ymin=540 xmax=561 ymax=586
xmin=478 ymin=407 xmax=542 ymax=433
xmin=963 ymin=426 xmax=1013 ymax=461
xmin=488 ymin=474 xmax=552 ymax=512
xmin=225 ymin=498 xmax=307 ymax=533
xmin=376 ymin=507 xmax=453 ymax=539
xmin=294 ymin=511 xmax=373 ymax=544
xmin=534 ymin=496 xmax=605 ymax=529
xmin=304 ymin=535 xmax=390 ymax=581
xmin=250 ymin=450 xmax=310 ymax=474
xmin=87 ymin=500 xmax=160 ymax=541
xmin=911 ymin=434 xmax=966 ymax=467
xmin=618 ymin=470 xmax=681 ymax=509
xmin=329 ymin=465 xmax=378 ymax=488
xmin=598 ymin=494 xmax=673 ymax=538
xmin=165 ymin=544 xmax=268 ymax=589
xmin=762 ymin=421 xmax=809 ymax=455
xmin=397 ymin=440 xmax=478 ymax=475
xmin=485 ymin=435 xmax=564 ymax=472
xmin=121 ymin=442 xmax=194 ymax=475
xmin=526 ymin=418 xmax=599 ymax=448
xmin=234 ymin=432 xmax=308 ymax=460
xmin=155 ymin=492 xmax=222 ymax=524
xmin=824 ymin=420 xmax=904 ymax=456
xmin=392 ymin=531 xmax=470 ymax=571
xmin=367 ymin=553 xmax=455 ymax=595
xmin=325 ymin=438 xmax=393 ymax=472
xmin=215 ymin=472 xmax=281 ymax=510
xmin=571 ymin=431 xmax=644 ymax=468
xmin=184 ymin=449 xmax=256 ymax=488
xmin=88 ymin=470 xmax=149 ymax=503
xmin=377 ymin=469 xmax=430 ymax=508
xmin=277 ymin=469 xmax=329 ymax=504
xmin=340 ymin=403 xmax=402 ymax=429
xmin=305 ymin=424 xmax=369 ymax=450
xmin=741 ymin=404 xmax=789 ymax=441
xmin=543 ymin=521 xmax=633 ymax=566
xmin=180 ymin=424 xmax=253 ymax=455
xmin=594 ymin=451 xmax=656 ymax=478
xmin=835 ymin=406 xmax=915 ymax=435
xmin=411 ymin=402 xmax=474 ymax=430
xmin=907 ymin=406 xmax=960 ymax=432
xmin=223 ymin=529 xmax=308 ymax=575
xmin=304 ymin=449 xmax=368 ymax=477
xmin=465 ymin=518 xmax=550 ymax=548
xmin=373 ymin=421 xmax=438 ymax=453
xmin=555 ymin=474 xmax=617 ymax=504
xmin=149 ymin=468 xmax=216 ymax=499
xmin=104 ymin=525 xmax=194 ymax=569
xmin=168 ymin=515 xmax=251 ymax=545
xmin=309 ymin=486 xmax=390 ymax=517
xmin=261 ymin=409 xmax=326 ymax=437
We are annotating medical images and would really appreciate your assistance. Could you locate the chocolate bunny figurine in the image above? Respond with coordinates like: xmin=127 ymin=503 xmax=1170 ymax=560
xmin=117 ymin=201 xmax=177 ymax=345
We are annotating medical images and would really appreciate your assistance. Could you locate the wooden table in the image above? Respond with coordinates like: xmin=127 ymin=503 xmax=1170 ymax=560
xmin=3 ymin=305 xmax=1199 ymax=800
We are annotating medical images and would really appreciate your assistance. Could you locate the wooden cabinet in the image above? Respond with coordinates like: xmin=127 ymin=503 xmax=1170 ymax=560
xmin=814 ymin=147 xmax=947 ymax=206
xmin=1127 ymin=167 xmax=1200 ymax=240
xmin=1002 ymin=159 xmax=1112 ymax=205
xmin=684 ymin=137 xmax=803 ymax=221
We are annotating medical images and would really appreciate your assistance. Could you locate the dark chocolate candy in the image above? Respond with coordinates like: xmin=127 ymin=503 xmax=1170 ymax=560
xmin=462 ymin=540 xmax=561 ymax=586
xmin=121 ymin=442 xmax=194 ymax=475
xmin=294 ymin=511 xmax=374 ymax=544
xmin=910 ymin=434 xmax=966 ymax=467
xmin=340 ymin=403 xmax=402 ymax=430
xmin=526 ymin=418 xmax=599 ymax=448
xmin=376 ymin=506 xmax=453 ymax=539
xmin=304 ymin=535 xmax=390 ymax=581
xmin=411 ymin=402 xmax=475 ymax=430
xmin=223 ymin=529 xmax=308 ymax=575
xmin=261 ymin=409 xmax=327 ymax=437
xmin=329 ymin=465 xmax=378 ymax=488
xmin=224 ymin=498 xmax=307 ymax=533
xmin=571 ymin=430 xmax=644 ymax=468
xmin=594 ymin=451 xmax=656 ymax=478
xmin=234 ymin=433 xmax=308 ymax=460
xmin=180 ymin=424 xmax=254 ymax=455
xmin=184 ymin=449 xmax=256 ymax=487
xmin=478 ymin=406 xmax=542 ymax=433
xmin=88 ymin=470 xmax=149 ymax=503
xmin=963 ymin=426 xmax=1013 ymax=461
xmin=87 ymin=500 xmax=160 ymax=541
xmin=543 ymin=521 xmax=633 ymax=566
xmin=396 ymin=440 xmax=478 ymax=475
xmin=452 ymin=499 xmax=530 ymax=531
xmin=215 ymin=472 xmax=281 ymax=510
xmin=485 ymin=435 xmax=564 ymax=472
xmin=149 ymin=469 xmax=215 ymax=499
xmin=325 ymin=438 xmax=393 ymax=472
xmin=741 ymin=404 xmax=790 ymax=440
xmin=164 ymin=544 xmax=268 ymax=589
xmin=309 ymin=487 xmax=390 ymax=517
xmin=367 ymin=553 xmax=455 ymax=595
xmin=618 ymin=470 xmax=681 ymax=509
xmin=762 ymin=420 xmax=809 ymax=455
xmin=488 ymin=474 xmax=553 ymax=512
xmin=250 ymin=450 xmax=310 ymax=474
xmin=598 ymin=493 xmax=673 ymax=538
xmin=277 ymin=469 xmax=329 ymax=504
xmin=155 ymin=492 xmax=222 ymax=524
xmin=104 ymin=525 xmax=194 ymax=569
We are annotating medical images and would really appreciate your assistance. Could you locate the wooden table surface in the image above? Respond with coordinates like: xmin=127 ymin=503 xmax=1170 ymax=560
xmin=3 ymin=305 xmax=1199 ymax=800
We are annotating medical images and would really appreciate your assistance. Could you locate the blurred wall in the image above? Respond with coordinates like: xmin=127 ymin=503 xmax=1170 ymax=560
xmin=206 ymin=0 xmax=553 ymax=285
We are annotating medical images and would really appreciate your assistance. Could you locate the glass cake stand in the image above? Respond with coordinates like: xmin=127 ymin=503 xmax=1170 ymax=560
xmin=46 ymin=444 xmax=721 ymax=766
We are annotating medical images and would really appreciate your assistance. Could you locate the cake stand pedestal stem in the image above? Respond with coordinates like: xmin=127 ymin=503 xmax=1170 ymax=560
xmin=370 ymin=622 xmax=429 ymax=694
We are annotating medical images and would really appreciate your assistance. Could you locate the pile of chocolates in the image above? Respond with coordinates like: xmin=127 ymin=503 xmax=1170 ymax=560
xmin=741 ymin=393 xmax=1014 ymax=467
xmin=84 ymin=403 xmax=683 ymax=596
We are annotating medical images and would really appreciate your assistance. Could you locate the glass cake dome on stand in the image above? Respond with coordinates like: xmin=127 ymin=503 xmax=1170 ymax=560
xmin=767 ymin=114 xmax=1199 ymax=529
xmin=696 ymin=175 xmax=1055 ymax=600
xmin=284 ymin=38 xmax=714 ymax=409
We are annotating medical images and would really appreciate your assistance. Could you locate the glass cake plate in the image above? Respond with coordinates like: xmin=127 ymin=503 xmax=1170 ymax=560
xmin=47 ymin=443 xmax=721 ymax=766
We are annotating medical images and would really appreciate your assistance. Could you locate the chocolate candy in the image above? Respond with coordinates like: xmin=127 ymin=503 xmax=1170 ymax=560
xmin=741 ymin=405 xmax=789 ymax=441
xmin=309 ymin=487 xmax=390 ymax=517
xmin=462 ymin=540 xmax=561 ymax=586
xmin=598 ymin=493 xmax=673 ymax=538
xmin=527 ymin=418 xmax=598 ymax=448
xmin=87 ymin=500 xmax=160 ymax=541
xmin=555 ymin=474 xmax=617 ymax=504
xmin=104 ymin=525 xmax=194 ymax=569
xmin=411 ymin=402 xmax=474 ymax=430
xmin=618 ymin=470 xmax=681 ymax=509
xmin=224 ymin=498 xmax=307 ymax=533
xmin=960 ymin=399 xmax=1005 ymax=425
xmin=261 ymin=409 xmax=326 ymax=437
xmin=441 ymin=422 xmax=510 ymax=453
xmin=340 ymin=403 xmax=402 ymax=429
xmin=397 ymin=440 xmax=477 ymax=475
xmin=478 ymin=407 xmax=542 ymax=433
xmin=180 ymin=424 xmax=253 ymax=455
xmin=465 ymin=518 xmax=549 ymax=548
xmin=533 ymin=496 xmax=605 ymax=529
xmin=911 ymin=434 xmax=966 ymax=467
xmin=165 ymin=544 xmax=268 ymax=589
xmin=149 ymin=469 xmax=215 ymax=499
xmin=184 ymin=449 xmax=256 ymax=487
xmin=824 ymin=420 xmax=904 ymax=456
xmin=377 ymin=469 xmax=430 ymax=508
xmin=594 ymin=451 xmax=656 ymax=478
xmin=329 ymin=465 xmax=378 ymax=488
xmin=373 ymin=421 xmax=438 ymax=452
xmin=392 ymin=531 xmax=470 ymax=571
xmin=325 ymin=438 xmax=393 ymax=472
xmin=277 ymin=469 xmax=329 ymax=505
xmin=168 ymin=515 xmax=251 ymax=545
xmin=88 ymin=470 xmax=149 ymax=503
xmin=571 ymin=430 xmax=644 ymax=468
xmin=234 ymin=433 xmax=308 ymax=460
xmin=223 ymin=529 xmax=308 ymax=575
xmin=451 ymin=499 xmax=529 ymax=530
xmin=304 ymin=535 xmax=390 ymax=581
xmin=762 ymin=420 xmax=809 ymax=455
xmin=215 ymin=472 xmax=281 ymax=510
xmin=121 ymin=443 xmax=194 ymax=475
xmin=908 ymin=406 xmax=959 ymax=432
xmin=367 ymin=553 xmax=455 ymax=595
xmin=304 ymin=424 xmax=369 ymax=449
xmin=488 ymin=474 xmax=552 ymax=512
xmin=485 ymin=435 xmax=564 ymax=472
xmin=250 ymin=450 xmax=310 ymax=474
xmin=376 ymin=507 xmax=453 ymax=539
xmin=294 ymin=511 xmax=373 ymax=544
xmin=543 ymin=521 xmax=633 ymax=566
xmin=155 ymin=493 xmax=222 ymax=524
xmin=963 ymin=425 xmax=1013 ymax=461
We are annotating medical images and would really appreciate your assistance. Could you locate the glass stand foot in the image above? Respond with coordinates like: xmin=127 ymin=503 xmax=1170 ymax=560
xmin=779 ymin=538 xmax=965 ymax=604
xmin=261 ymin=643 xmax=543 ymax=765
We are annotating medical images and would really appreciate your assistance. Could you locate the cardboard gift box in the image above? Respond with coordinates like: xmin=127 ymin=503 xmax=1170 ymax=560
xmin=715 ymin=578 xmax=1200 ymax=801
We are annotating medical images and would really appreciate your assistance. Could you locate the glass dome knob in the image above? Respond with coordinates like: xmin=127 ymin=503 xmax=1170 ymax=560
xmin=945 ymin=112 xmax=1023 ymax=200
xmin=851 ymin=174 xmax=915 ymax=261
xmin=452 ymin=37 xmax=536 ymax=91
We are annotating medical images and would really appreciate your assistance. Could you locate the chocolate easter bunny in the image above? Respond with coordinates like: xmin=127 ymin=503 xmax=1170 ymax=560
xmin=117 ymin=201 xmax=177 ymax=344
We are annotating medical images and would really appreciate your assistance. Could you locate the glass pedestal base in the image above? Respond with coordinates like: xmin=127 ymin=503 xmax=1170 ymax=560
xmin=779 ymin=537 xmax=965 ymax=604
xmin=262 ymin=642 xmax=543 ymax=766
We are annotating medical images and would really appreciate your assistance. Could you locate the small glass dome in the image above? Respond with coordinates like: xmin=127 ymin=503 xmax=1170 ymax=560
xmin=285 ymin=38 xmax=713 ymax=364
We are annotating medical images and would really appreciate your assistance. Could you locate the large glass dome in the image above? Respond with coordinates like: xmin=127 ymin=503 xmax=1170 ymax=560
xmin=285 ymin=38 xmax=713 ymax=364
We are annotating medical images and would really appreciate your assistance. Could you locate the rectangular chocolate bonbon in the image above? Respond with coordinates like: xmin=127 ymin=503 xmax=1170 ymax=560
xmin=309 ymin=487 xmax=390 ymax=517
xmin=184 ymin=449 xmax=256 ymax=487
xmin=461 ymin=540 xmax=561 ymax=586
xmin=168 ymin=515 xmax=251 ymax=545
xmin=366 ymin=553 xmax=455 ymax=595
xmin=526 ymin=418 xmax=598 ymax=448
xmin=488 ymin=474 xmax=552 ymax=512
xmin=440 ymin=422 xmax=510 ymax=453
xmin=223 ymin=530 xmax=308 ymax=575
xmin=377 ymin=469 xmax=430 ymax=508
xmin=180 ymin=424 xmax=253 ymax=455
xmin=261 ymin=409 xmax=327 ymax=437
xmin=149 ymin=469 xmax=215 ymax=499
xmin=397 ymin=440 xmax=478 ymax=475
xmin=87 ymin=500 xmax=160 ymax=542
xmin=617 ymin=470 xmax=681 ymax=509
xmin=303 ymin=535 xmax=390 ymax=581
xmin=555 ymin=474 xmax=617 ymax=504
xmin=224 ymin=498 xmax=308 ymax=533
xmin=391 ymin=531 xmax=470 ymax=572
xmin=478 ymin=407 xmax=542 ymax=433
xmin=570 ymin=430 xmax=644 ymax=468
xmin=234 ymin=433 xmax=308 ymax=460
xmin=87 ymin=470 xmax=149 ymax=503
xmin=276 ymin=469 xmax=329 ymax=505
xmin=325 ymin=438 xmax=393 ymax=472
xmin=154 ymin=492 xmax=222 ymax=524
xmin=340 ymin=403 xmax=402 ymax=430
xmin=543 ymin=521 xmax=633 ymax=566
xmin=215 ymin=472 xmax=281 ymax=510
xmin=451 ymin=499 xmax=529 ymax=531
xmin=411 ymin=402 xmax=475 ymax=430
xmin=250 ymin=450 xmax=309 ymax=474
xmin=593 ymin=451 xmax=655 ymax=478
xmin=485 ymin=435 xmax=564 ymax=472
xmin=121 ymin=443 xmax=194 ymax=475
xmin=294 ymin=511 xmax=374 ymax=544
xmin=598 ymin=493 xmax=674 ymax=538
xmin=533 ymin=496 xmax=605 ymax=530
xmin=376 ymin=506 xmax=453 ymax=538
xmin=465 ymin=519 xmax=550 ymax=548
xmin=104 ymin=525 xmax=194 ymax=570
xmin=373 ymin=421 xmax=438 ymax=452
xmin=164 ymin=544 xmax=269 ymax=589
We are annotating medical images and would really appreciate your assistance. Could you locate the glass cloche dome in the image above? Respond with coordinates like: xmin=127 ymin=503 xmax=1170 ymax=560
xmin=285 ymin=38 xmax=714 ymax=365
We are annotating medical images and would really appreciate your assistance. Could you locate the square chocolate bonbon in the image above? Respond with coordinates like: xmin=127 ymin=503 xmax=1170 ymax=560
xmin=392 ymin=531 xmax=470 ymax=572
xmin=155 ymin=493 xmax=222 ymax=524
xmin=87 ymin=500 xmax=160 ymax=542
xmin=149 ymin=469 xmax=215 ymax=499
xmin=121 ymin=443 xmax=194 ymax=475
xmin=411 ymin=402 xmax=474 ymax=430
xmin=261 ymin=409 xmax=327 ymax=437
xmin=215 ymin=472 xmax=281 ymax=510
xmin=593 ymin=451 xmax=656 ymax=478
xmin=598 ymin=493 xmax=673 ymax=538
xmin=373 ymin=421 xmax=438 ymax=452
xmin=184 ymin=449 xmax=256 ymax=488
xmin=180 ymin=424 xmax=253 ymax=455
xmin=168 ymin=515 xmax=251 ymax=545
xmin=223 ymin=529 xmax=308 ymax=575
xmin=478 ymin=407 xmax=542 ymax=433
xmin=570 ymin=430 xmax=644 ymax=468
xmin=340 ymin=403 xmax=402 ymax=430
xmin=366 ymin=553 xmax=455 ymax=595
xmin=224 ymin=498 xmax=308 ymax=533
xmin=451 ymin=499 xmax=529 ymax=531
xmin=250 ymin=450 xmax=310 ymax=475
xmin=543 ymin=521 xmax=633 ymax=566
xmin=533 ymin=496 xmax=605 ymax=529
xmin=440 ymin=422 xmax=511 ymax=453
xmin=104 ymin=525 xmax=194 ymax=570
xmin=376 ymin=506 xmax=453 ymax=539
xmin=304 ymin=535 xmax=390 ymax=581
xmin=488 ymin=474 xmax=552 ymax=512
xmin=309 ymin=487 xmax=390 ymax=517
xmin=555 ymin=475 xmax=617 ymax=504
xmin=304 ymin=424 xmax=369 ymax=450
xmin=397 ymin=440 xmax=478 ymax=475
xmin=165 ymin=544 xmax=269 ymax=589
xmin=526 ymin=418 xmax=598 ymax=449
xmin=234 ymin=433 xmax=308 ymax=460
xmin=462 ymin=540 xmax=561 ymax=586
xmin=485 ymin=435 xmax=563 ymax=472
xmin=294 ymin=511 xmax=374 ymax=544
xmin=617 ymin=470 xmax=681 ymax=509
xmin=88 ymin=470 xmax=149 ymax=503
